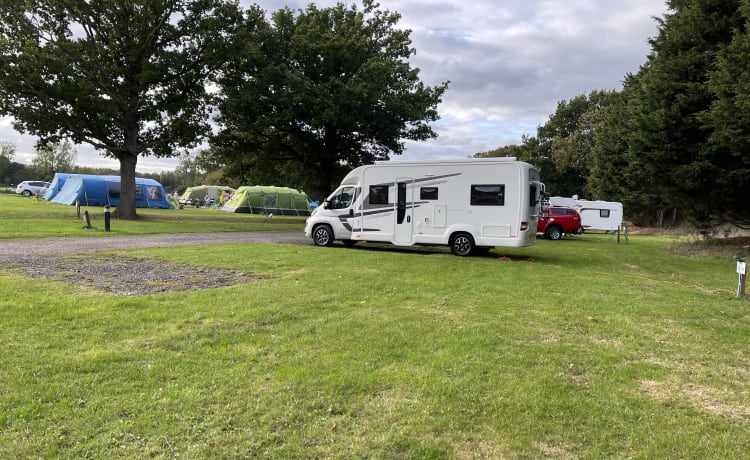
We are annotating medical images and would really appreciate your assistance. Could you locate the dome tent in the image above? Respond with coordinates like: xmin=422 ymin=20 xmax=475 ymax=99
xmin=178 ymin=185 xmax=235 ymax=207
xmin=221 ymin=185 xmax=312 ymax=216
xmin=43 ymin=172 xmax=72 ymax=201
xmin=49 ymin=174 xmax=174 ymax=209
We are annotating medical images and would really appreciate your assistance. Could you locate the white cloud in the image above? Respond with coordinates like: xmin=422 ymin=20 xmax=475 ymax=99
xmin=1 ymin=0 xmax=669 ymax=173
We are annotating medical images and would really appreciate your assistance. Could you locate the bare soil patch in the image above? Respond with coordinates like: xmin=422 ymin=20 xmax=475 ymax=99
xmin=9 ymin=254 xmax=266 ymax=296
xmin=0 ymin=231 xmax=305 ymax=296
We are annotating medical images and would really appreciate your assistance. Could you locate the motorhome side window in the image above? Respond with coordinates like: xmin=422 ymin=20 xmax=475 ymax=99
xmin=600 ymin=209 xmax=610 ymax=218
xmin=329 ymin=186 xmax=355 ymax=209
xmin=470 ymin=184 xmax=505 ymax=206
xmin=420 ymin=187 xmax=439 ymax=200
xmin=369 ymin=185 xmax=389 ymax=205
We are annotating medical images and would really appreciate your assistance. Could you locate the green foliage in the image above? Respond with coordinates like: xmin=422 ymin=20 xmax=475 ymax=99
xmin=700 ymin=0 xmax=750 ymax=227
xmin=212 ymin=0 xmax=448 ymax=197
xmin=0 ymin=0 xmax=244 ymax=218
xmin=586 ymin=0 xmax=750 ymax=228
xmin=484 ymin=2 xmax=750 ymax=230
xmin=31 ymin=140 xmax=78 ymax=182
xmin=537 ymin=90 xmax=616 ymax=197
xmin=627 ymin=0 xmax=742 ymax=227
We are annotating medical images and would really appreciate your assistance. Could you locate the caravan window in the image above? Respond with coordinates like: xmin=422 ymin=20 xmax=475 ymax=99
xmin=420 ymin=187 xmax=439 ymax=200
xmin=369 ymin=185 xmax=389 ymax=205
xmin=470 ymin=184 xmax=505 ymax=206
xmin=600 ymin=209 xmax=610 ymax=218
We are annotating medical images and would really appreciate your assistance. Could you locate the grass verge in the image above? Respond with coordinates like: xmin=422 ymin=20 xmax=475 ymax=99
xmin=1 ymin=231 xmax=748 ymax=458
xmin=0 ymin=193 xmax=305 ymax=237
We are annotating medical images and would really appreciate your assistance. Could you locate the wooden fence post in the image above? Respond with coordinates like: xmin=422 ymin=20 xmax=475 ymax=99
xmin=83 ymin=210 xmax=91 ymax=229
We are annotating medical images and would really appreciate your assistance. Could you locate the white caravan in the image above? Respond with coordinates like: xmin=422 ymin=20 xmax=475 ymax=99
xmin=304 ymin=158 xmax=547 ymax=256
xmin=549 ymin=196 xmax=624 ymax=232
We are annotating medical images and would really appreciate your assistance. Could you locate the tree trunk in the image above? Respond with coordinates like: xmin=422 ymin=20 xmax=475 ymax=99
xmin=114 ymin=153 xmax=138 ymax=219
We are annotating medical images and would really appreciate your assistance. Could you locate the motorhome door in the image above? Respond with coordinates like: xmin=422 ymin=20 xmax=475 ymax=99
xmin=394 ymin=178 xmax=413 ymax=244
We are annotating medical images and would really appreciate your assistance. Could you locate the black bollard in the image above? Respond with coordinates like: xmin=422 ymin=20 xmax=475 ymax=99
xmin=738 ymin=258 xmax=747 ymax=297
xmin=104 ymin=205 xmax=111 ymax=232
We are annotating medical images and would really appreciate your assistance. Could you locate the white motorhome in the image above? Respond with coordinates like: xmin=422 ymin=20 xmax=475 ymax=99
xmin=549 ymin=196 xmax=624 ymax=232
xmin=304 ymin=158 xmax=546 ymax=256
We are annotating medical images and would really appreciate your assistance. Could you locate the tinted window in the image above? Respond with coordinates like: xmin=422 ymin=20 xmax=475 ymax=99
xmin=369 ymin=185 xmax=389 ymax=205
xmin=420 ymin=187 xmax=438 ymax=200
xmin=551 ymin=208 xmax=575 ymax=216
xmin=600 ymin=209 xmax=610 ymax=218
xmin=470 ymin=185 xmax=505 ymax=206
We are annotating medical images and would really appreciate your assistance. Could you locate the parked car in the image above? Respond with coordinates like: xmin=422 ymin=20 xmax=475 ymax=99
xmin=15 ymin=180 xmax=51 ymax=197
xmin=537 ymin=206 xmax=582 ymax=240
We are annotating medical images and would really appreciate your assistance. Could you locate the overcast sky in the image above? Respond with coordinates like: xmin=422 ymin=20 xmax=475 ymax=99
xmin=0 ymin=0 xmax=669 ymax=174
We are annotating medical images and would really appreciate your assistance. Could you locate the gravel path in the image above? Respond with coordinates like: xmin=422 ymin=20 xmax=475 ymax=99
xmin=0 ymin=231 xmax=310 ymax=260
xmin=0 ymin=231 xmax=311 ymax=296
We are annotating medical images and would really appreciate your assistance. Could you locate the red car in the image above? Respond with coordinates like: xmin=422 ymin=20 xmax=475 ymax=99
xmin=537 ymin=206 xmax=582 ymax=240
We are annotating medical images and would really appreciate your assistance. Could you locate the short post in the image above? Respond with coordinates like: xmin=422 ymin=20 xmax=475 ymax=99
xmin=83 ymin=210 xmax=91 ymax=229
xmin=737 ymin=258 xmax=746 ymax=298
xmin=76 ymin=200 xmax=81 ymax=219
xmin=104 ymin=205 xmax=111 ymax=232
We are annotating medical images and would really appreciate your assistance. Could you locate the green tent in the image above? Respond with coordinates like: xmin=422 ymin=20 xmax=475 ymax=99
xmin=179 ymin=185 xmax=235 ymax=207
xmin=221 ymin=185 xmax=312 ymax=215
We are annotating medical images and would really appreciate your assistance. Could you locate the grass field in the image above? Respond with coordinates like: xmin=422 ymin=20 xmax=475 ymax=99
xmin=0 ymin=193 xmax=306 ymax=237
xmin=1 ymin=194 xmax=748 ymax=458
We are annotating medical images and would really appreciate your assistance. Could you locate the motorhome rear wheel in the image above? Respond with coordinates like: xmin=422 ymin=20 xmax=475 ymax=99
xmin=450 ymin=232 xmax=475 ymax=257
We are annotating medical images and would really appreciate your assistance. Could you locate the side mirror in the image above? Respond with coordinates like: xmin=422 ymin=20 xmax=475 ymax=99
xmin=322 ymin=200 xmax=330 ymax=209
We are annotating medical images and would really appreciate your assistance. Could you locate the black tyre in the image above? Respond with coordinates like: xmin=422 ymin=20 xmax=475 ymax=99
xmin=312 ymin=224 xmax=335 ymax=247
xmin=545 ymin=225 xmax=563 ymax=240
xmin=449 ymin=232 xmax=475 ymax=257
xmin=22 ymin=190 xmax=32 ymax=197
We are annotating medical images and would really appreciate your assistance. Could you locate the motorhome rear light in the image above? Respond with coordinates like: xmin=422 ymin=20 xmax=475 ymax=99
xmin=520 ymin=221 xmax=529 ymax=231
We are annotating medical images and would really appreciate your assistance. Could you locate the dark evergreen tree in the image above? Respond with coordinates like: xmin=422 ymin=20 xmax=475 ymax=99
xmin=630 ymin=0 xmax=743 ymax=228
xmin=702 ymin=0 xmax=750 ymax=227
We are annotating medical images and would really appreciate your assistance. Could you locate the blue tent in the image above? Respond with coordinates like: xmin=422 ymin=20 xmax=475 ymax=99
xmin=43 ymin=172 xmax=72 ymax=201
xmin=49 ymin=174 xmax=174 ymax=209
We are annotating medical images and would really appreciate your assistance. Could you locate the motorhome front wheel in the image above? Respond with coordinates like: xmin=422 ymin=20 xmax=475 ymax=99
xmin=312 ymin=225 xmax=335 ymax=246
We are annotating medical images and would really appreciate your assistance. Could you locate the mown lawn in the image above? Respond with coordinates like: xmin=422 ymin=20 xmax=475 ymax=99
xmin=0 ymin=196 xmax=748 ymax=458
xmin=0 ymin=193 xmax=305 ymax=237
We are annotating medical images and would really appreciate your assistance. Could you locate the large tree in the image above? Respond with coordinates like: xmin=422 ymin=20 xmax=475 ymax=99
xmin=212 ymin=0 xmax=448 ymax=197
xmin=0 ymin=0 xmax=244 ymax=218
xmin=536 ymin=90 xmax=615 ymax=197
xmin=701 ymin=0 xmax=750 ymax=227
xmin=628 ymin=0 xmax=743 ymax=228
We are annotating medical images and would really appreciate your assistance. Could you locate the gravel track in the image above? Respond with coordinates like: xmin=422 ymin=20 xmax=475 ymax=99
xmin=0 ymin=231 xmax=311 ymax=296
xmin=0 ymin=231 xmax=310 ymax=260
